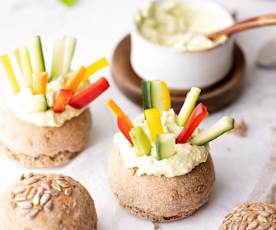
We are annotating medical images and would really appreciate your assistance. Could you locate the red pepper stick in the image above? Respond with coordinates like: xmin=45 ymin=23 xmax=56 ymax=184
xmin=176 ymin=103 xmax=208 ymax=144
xmin=70 ymin=77 xmax=110 ymax=109
xmin=117 ymin=115 xmax=134 ymax=145
xmin=53 ymin=89 xmax=73 ymax=113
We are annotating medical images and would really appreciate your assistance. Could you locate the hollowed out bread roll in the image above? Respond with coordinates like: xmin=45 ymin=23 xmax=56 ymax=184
xmin=0 ymin=103 xmax=91 ymax=168
xmin=0 ymin=173 xmax=97 ymax=230
xmin=108 ymin=146 xmax=215 ymax=222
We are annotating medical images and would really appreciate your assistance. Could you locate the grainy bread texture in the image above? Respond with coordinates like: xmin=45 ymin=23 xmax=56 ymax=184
xmin=0 ymin=103 xmax=91 ymax=168
xmin=220 ymin=202 xmax=276 ymax=230
xmin=108 ymin=146 xmax=215 ymax=222
xmin=0 ymin=173 xmax=97 ymax=230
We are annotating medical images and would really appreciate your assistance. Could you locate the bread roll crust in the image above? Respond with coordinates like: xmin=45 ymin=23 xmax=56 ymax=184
xmin=0 ymin=103 xmax=91 ymax=168
xmin=108 ymin=146 xmax=215 ymax=222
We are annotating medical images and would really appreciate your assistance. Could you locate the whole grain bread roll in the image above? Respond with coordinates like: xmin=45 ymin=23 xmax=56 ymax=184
xmin=0 ymin=103 xmax=91 ymax=168
xmin=108 ymin=146 xmax=215 ymax=222
xmin=0 ymin=173 xmax=97 ymax=230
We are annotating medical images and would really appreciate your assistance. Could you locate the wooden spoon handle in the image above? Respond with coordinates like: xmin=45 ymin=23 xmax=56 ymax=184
xmin=208 ymin=14 xmax=276 ymax=40
xmin=235 ymin=13 xmax=276 ymax=25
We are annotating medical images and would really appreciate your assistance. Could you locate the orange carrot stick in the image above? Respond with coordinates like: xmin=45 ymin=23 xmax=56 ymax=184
xmin=33 ymin=72 xmax=48 ymax=95
xmin=105 ymin=99 xmax=126 ymax=117
xmin=65 ymin=66 xmax=86 ymax=92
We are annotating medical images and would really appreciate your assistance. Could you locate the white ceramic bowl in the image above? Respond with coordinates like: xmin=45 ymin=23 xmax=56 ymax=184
xmin=130 ymin=0 xmax=235 ymax=90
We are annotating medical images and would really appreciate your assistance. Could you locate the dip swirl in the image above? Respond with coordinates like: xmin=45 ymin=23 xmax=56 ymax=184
xmin=114 ymin=109 xmax=209 ymax=177
xmin=6 ymin=76 xmax=85 ymax=128
xmin=135 ymin=0 xmax=233 ymax=51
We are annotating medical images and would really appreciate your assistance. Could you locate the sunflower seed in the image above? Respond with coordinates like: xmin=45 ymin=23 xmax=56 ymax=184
xmin=14 ymin=194 xmax=27 ymax=202
xmin=32 ymin=187 xmax=44 ymax=205
xmin=247 ymin=221 xmax=258 ymax=230
xmin=17 ymin=201 xmax=32 ymax=209
xmin=64 ymin=188 xmax=72 ymax=196
xmin=55 ymin=179 xmax=70 ymax=188
xmin=52 ymin=182 xmax=62 ymax=192
xmin=13 ymin=186 xmax=27 ymax=195
xmin=24 ymin=177 xmax=40 ymax=186
xmin=40 ymin=194 xmax=51 ymax=206
xmin=27 ymin=188 xmax=37 ymax=200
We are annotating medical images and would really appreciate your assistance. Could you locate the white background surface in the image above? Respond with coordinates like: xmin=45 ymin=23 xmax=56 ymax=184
xmin=0 ymin=0 xmax=276 ymax=229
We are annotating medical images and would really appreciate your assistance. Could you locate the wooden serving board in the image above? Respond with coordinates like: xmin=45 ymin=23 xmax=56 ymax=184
xmin=111 ymin=34 xmax=245 ymax=113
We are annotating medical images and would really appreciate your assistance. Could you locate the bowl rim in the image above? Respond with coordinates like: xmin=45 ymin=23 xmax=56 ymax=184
xmin=132 ymin=0 xmax=235 ymax=54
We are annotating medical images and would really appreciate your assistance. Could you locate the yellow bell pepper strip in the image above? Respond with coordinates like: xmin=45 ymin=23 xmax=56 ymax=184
xmin=65 ymin=66 xmax=86 ymax=92
xmin=32 ymin=72 xmax=48 ymax=95
xmin=13 ymin=48 xmax=22 ymax=72
xmin=81 ymin=57 xmax=109 ymax=82
xmin=160 ymin=81 xmax=171 ymax=111
xmin=105 ymin=99 xmax=126 ymax=117
xmin=117 ymin=116 xmax=134 ymax=145
xmin=53 ymin=89 xmax=73 ymax=113
xmin=70 ymin=77 xmax=110 ymax=109
xmin=144 ymin=108 xmax=163 ymax=142
xmin=19 ymin=46 xmax=33 ymax=88
xmin=0 ymin=55 xmax=20 ymax=94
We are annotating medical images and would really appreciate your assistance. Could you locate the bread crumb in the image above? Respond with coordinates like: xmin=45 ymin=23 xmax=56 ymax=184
xmin=153 ymin=222 xmax=159 ymax=230
xmin=231 ymin=119 xmax=247 ymax=137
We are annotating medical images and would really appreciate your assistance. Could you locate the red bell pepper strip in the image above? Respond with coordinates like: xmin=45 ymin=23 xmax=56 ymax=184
xmin=70 ymin=77 xmax=110 ymax=109
xmin=176 ymin=103 xmax=208 ymax=144
xmin=117 ymin=116 xmax=133 ymax=145
xmin=53 ymin=89 xmax=73 ymax=113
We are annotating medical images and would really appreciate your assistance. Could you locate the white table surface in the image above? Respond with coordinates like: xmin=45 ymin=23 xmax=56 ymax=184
xmin=0 ymin=0 xmax=276 ymax=229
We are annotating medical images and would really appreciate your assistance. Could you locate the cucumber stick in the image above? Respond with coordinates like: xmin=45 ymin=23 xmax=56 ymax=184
xmin=130 ymin=126 xmax=151 ymax=156
xmin=26 ymin=95 xmax=48 ymax=113
xmin=50 ymin=39 xmax=64 ymax=81
xmin=155 ymin=133 xmax=176 ymax=160
xmin=190 ymin=116 xmax=235 ymax=146
xmin=142 ymin=81 xmax=152 ymax=109
xmin=177 ymin=87 xmax=201 ymax=126
xmin=62 ymin=36 xmax=77 ymax=74
xmin=19 ymin=46 xmax=33 ymax=88
xmin=151 ymin=81 xmax=164 ymax=112
xmin=28 ymin=36 xmax=46 ymax=74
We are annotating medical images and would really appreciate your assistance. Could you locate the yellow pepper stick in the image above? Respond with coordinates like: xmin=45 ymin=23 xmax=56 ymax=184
xmin=33 ymin=72 xmax=48 ymax=94
xmin=0 ymin=55 xmax=20 ymax=94
xmin=81 ymin=57 xmax=109 ymax=82
xmin=65 ymin=66 xmax=86 ymax=92
xmin=105 ymin=99 xmax=126 ymax=117
xmin=160 ymin=81 xmax=171 ymax=111
xmin=144 ymin=108 xmax=163 ymax=142
xmin=13 ymin=48 xmax=22 ymax=72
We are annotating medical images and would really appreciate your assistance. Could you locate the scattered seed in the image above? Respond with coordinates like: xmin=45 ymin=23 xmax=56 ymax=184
xmin=55 ymin=179 xmax=70 ymax=188
xmin=52 ymin=182 xmax=62 ymax=192
xmin=40 ymin=194 xmax=51 ymax=206
xmin=13 ymin=186 xmax=26 ymax=195
xmin=17 ymin=201 xmax=32 ymax=210
xmin=24 ymin=177 xmax=40 ymax=186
